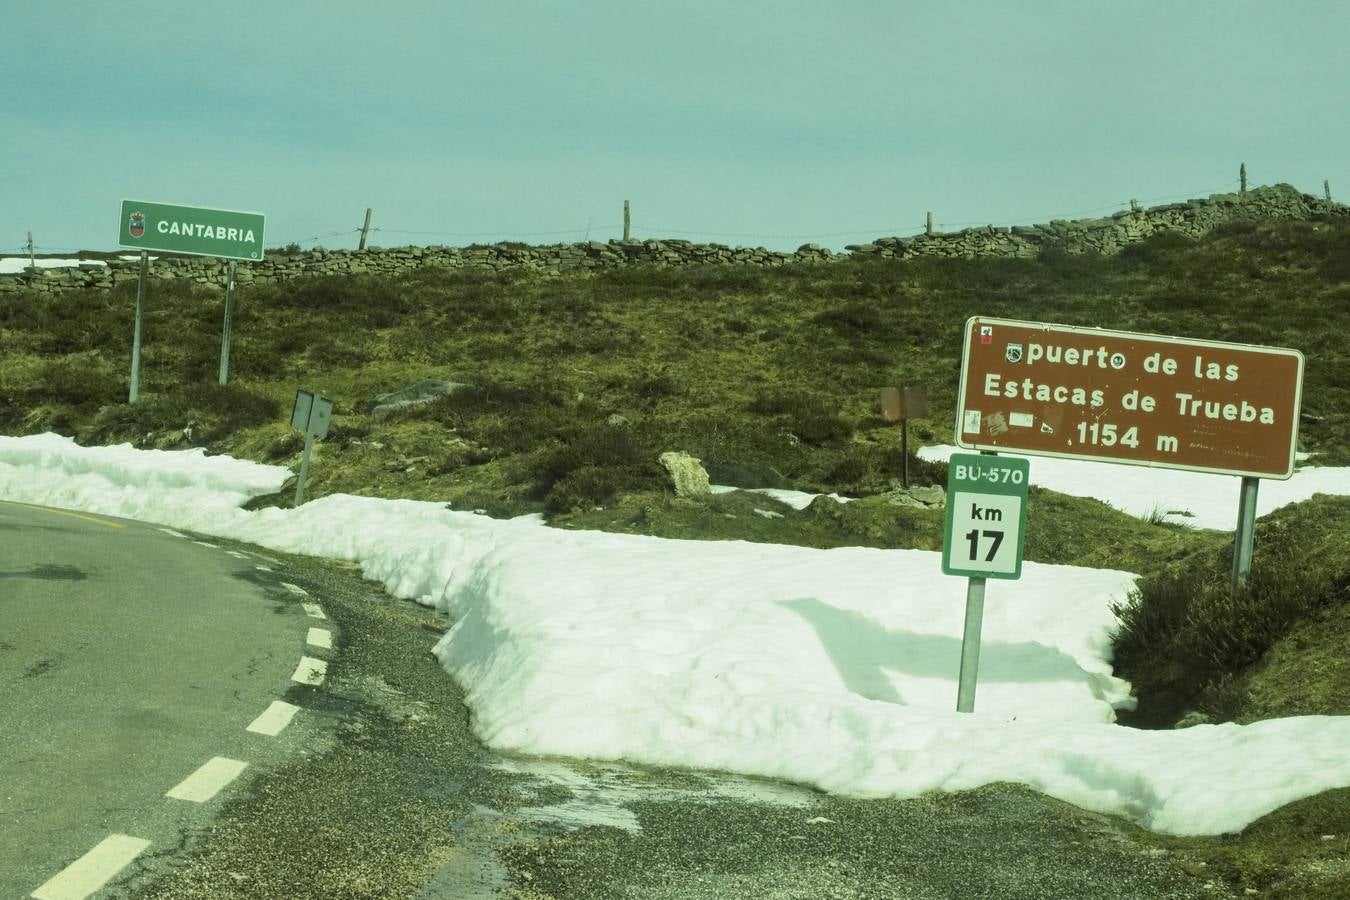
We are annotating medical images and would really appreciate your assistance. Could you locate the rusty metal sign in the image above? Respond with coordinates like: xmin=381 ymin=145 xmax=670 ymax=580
xmin=955 ymin=317 xmax=1304 ymax=479
xmin=880 ymin=385 xmax=930 ymax=421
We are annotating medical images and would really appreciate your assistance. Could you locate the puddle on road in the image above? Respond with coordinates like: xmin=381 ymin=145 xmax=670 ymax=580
xmin=418 ymin=754 xmax=821 ymax=899
xmin=491 ymin=756 xmax=819 ymax=833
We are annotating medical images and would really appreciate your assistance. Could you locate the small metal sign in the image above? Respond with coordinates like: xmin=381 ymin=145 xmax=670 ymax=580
xmin=291 ymin=391 xmax=314 ymax=432
xmin=291 ymin=390 xmax=333 ymax=439
xmin=291 ymin=390 xmax=334 ymax=506
xmin=880 ymin=385 xmax=929 ymax=422
xmin=942 ymin=453 xmax=1029 ymax=580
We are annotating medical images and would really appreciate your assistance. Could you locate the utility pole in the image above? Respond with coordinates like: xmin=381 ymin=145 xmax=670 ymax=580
xmin=1239 ymin=163 xmax=1247 ymax=195
xmin=623 ymin=200 xmax=630 ymax=241
xmin=926 ymin=211 xmax=933 ymax=236
xmin=359 ymin=208 xmax=373 ymax=250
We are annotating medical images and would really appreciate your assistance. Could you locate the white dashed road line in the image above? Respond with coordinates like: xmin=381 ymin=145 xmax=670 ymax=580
xmin=166 ymin=757 xmax=249 ymax=803
xmin=306 ymin=627 xmax=333 ymax=649
xmin=280 ymin=582 xmax=308 ymax=596
xmin=246 ymin=700 xmax=302 ymax=736
xmin=156 ymin=527 xmax=186 ymax=538
xmin=191 ymin=540 xmax=218 ymax=549
xmin=301 ymin=602 xmax=326 ymax=620
xmin=226 ymin=550 xmax=250 ymax=560
xmin=292 ymin=656 xmax=328 ymax=686
xmin=30 ymin=833 xmax=151 ymax=900
xmin=255 ymin=564 xmax=273 ymax=573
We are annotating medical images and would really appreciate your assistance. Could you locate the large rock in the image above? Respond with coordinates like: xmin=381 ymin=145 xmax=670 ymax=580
xmin=370 ymin=379 xmax=469 ymax=421
xmin=659 ymin=451 xmax=711 ymax=498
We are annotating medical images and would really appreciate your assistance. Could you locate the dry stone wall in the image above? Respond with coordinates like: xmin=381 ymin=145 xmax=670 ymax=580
xmin=3 ymin=184 xmax=1345 ymax=296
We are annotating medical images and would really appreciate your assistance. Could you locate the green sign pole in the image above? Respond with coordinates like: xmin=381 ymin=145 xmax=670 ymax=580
xmin=219 ymin=261 xmax=237 ymax=385
xmin=129 ymin=251 xmax=147 ymax=403
xmin=942 ymin=452 xmax=1030 ymax=712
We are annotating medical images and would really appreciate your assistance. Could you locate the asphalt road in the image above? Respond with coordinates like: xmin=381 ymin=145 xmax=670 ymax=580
xmin=0 ymin=499 xmax=1225 ymax=898
xmin=118 ymin=537 xmax=1222 ymax=900
xmin=0 ymin=500 xmax=331 ymax=899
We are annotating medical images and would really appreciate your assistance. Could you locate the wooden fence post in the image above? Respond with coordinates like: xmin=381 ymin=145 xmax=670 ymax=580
xmin=359 ymin=208 xmax=373 ymax=250
xmin=623 ymin=200 xmax=630 ymax=241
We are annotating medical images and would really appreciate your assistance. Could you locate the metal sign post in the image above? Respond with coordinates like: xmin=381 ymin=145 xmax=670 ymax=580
xmin=942 ymin=452 xmax=1029 ymax=713
xmin=118 ymin=199 xmax=263 ymax=394
xmin=219 ymin=260 xmax=237 ymax=385
xmin=880 ymin=384 xmax=929 ymax=489
xmin=295 ymin=432 xmax=316 ymax=507
xmin=956 ymin=576 xmax=987 ymax=713
xmin=1231 ymin=476 xmax=1260 ymax=591
xmin=129 ymin=250 xmax=147 ymax=403
xmin=291 ymin=389 xmax=334 ymax=506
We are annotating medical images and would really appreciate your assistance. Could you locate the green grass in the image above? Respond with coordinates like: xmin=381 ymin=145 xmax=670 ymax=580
xmin=3 ymin=218 xmax=1350 ymax=892
xmin=1111 ymin=494 xmax=1350 ymax=728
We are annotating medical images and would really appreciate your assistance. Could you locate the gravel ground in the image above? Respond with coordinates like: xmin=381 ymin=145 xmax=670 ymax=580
xmin=113 ymin=537 xmax=1229 ymax=899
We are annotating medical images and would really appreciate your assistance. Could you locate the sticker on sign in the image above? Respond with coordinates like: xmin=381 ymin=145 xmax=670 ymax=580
xmin=955 ymin=317 xmax=1304 ymax=479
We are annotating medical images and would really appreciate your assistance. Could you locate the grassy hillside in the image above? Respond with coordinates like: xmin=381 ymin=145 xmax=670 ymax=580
xmin=4 ymin=216 xmax=1350 ymax=893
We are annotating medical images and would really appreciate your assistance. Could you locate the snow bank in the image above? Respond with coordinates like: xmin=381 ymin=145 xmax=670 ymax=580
xmin=0 ymin=434 xmax=289 ymax=524
xmin=0 ymin=257 xmax=104 ymax=274
xmin=2 ymin=433 xmax=1348 ymax=835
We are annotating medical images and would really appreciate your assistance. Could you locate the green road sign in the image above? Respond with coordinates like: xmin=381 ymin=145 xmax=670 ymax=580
xmin=942 ymin=453 xmax=1029 ymax=579
xmin=119 ymin=199 xmax=266 ymax=261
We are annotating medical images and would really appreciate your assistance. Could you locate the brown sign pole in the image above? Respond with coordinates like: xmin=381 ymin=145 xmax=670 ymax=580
xmin=881 ymin=385 xmax=929 ymax=488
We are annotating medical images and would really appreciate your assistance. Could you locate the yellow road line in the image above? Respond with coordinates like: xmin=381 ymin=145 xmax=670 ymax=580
xmin=0 ymin=499 xmax=124 ymax=529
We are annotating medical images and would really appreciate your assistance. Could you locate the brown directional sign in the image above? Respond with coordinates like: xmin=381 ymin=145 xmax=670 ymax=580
xmin=955 ymin=317 xmax=1304 ymax=479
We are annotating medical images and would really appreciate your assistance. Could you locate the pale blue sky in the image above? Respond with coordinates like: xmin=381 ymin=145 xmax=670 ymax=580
xmin=4 ymin=1 xmax=1346 ymax=253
